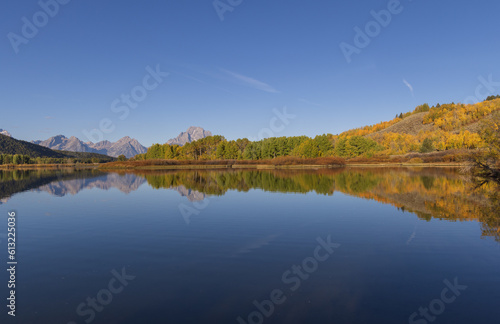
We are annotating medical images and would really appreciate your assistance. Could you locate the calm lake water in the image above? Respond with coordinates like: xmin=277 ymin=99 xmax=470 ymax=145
xmin=0 ymin=167 xmax=499 ymax=324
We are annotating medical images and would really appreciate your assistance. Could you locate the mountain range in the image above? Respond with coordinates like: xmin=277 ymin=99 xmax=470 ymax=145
xmin=32 ymin=135 xmax=147 ymax=158
xmin=30 ymin=127 xmax=212 ymax=158
xmin=0 ymin=126 xmax=212 ymax=159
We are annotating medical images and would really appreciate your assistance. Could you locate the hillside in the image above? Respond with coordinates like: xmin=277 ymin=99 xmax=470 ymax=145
xmin=337 ymin=98 xmax=500 ymax=156
xmin=0 ymin=134 xmax=66 ymax=158
xmin=343 ymin=99 xmax=500 ymax=138
xmin=366 ymin=112 xmax=435 ymax=137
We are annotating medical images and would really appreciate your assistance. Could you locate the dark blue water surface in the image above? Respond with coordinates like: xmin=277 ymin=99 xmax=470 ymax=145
xmin=0 ymin=168 xmax=498 ymax=324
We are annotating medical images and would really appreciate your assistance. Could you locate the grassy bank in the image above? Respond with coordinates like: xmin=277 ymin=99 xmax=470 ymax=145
xmin=97 ymin=154 xmax=471 ymax=170
xmin=99 ymin=157 xmax=346 ymax=170
xmin=99 ymin=163 xmax=465 ymax=171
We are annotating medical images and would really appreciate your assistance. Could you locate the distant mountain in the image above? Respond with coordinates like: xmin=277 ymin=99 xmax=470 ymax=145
xmin=33 ymin=135 xmax=147 ymax=158
xmin=98 ymin=136 xmax=147 ymax=158
xmin=0 ymin=129 xmax=12 ymax=137
xmin=33 ymin=135 xmax=94 ymax=153
xmin=88 ymin=140 xmax=112 ymax=153
xmin=167 ymin=126 xmax=212 ymax=146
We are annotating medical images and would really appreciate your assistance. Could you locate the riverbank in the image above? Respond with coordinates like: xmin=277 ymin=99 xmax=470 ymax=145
xmin=97 ymin=161 xmax=466 ymax=170
xmin=100 ymin=164 xmax=346 ymax=170
xmin=0 ymin=162 xmax=467 ymax=171
xmin=346 ymin=162 xmax=465 ymax=167
xmin=0 ymin=158 xmax=469 ymax=171
xmin=97 ymin=157 xmax=347 ymax=170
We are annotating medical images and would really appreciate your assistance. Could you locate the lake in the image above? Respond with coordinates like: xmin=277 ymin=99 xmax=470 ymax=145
xmin=0 ymin=167 xmax=499 ymax=324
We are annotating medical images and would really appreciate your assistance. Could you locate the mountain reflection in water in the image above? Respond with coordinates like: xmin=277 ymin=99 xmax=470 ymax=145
xmin=1 ymin=167 xmax=498 ymax=241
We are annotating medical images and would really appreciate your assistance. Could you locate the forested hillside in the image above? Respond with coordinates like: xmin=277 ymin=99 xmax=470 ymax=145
xmin=0 ymin=134 xmax=66 ymax=158
xmin=338 ymin=98 xmax=500 ymax=155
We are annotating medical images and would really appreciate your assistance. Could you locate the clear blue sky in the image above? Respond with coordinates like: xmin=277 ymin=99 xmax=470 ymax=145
xmin=1 ymin=0 xmax=499 ymax=147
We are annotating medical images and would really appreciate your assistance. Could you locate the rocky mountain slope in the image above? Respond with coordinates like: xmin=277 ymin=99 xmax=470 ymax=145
xmin=98 ymin=136 xmax=147 ymax=158
xmin=167 ymin=126 xmax=212 ymax=146
xmin=33 ymin=135 xmax=93 ymax=153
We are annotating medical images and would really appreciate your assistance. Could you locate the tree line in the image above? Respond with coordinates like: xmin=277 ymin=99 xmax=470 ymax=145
xmin=0 ymin=154 xmax=113 ymax=165
xmin=133 ymin=134 xmax=387 ymax=161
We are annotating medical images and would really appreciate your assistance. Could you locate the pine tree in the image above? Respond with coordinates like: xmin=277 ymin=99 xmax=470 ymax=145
xmin=216 ymin=141 xmax=226 ymax=159
xmin=419 ymin=138 xmax=434 ymax=153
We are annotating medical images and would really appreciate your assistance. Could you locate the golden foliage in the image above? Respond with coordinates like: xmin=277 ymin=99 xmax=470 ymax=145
xmin=423 ymin=99 xmax=500 ymax=131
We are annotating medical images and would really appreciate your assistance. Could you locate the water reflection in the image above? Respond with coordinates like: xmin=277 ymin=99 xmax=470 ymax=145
xmin=36 ymin=173 xmax=146 ymax=196
xmin=0 ymin=169 xmax=146 ymax=202
xmin=140 ymin=168 xmax=499 ymax=241
xmin=1 ymin=167 xmax=498 ymax=241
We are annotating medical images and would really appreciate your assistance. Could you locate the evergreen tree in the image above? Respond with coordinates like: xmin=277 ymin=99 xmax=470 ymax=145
xmin=313 ymin=135 xmax=333 ymax=156
xmin=419 ymin=138 xmax=434 ymax=153
xmin=216 ymin=141 xmax=226 ymax=159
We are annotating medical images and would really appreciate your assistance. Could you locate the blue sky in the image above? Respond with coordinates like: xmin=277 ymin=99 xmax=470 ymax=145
xmin=1 ymin=0 xmax=499 ymax=147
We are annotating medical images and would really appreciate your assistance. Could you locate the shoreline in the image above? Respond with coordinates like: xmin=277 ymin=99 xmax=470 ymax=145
xmin=99 ymin=162 xmax=465 ymax=170
xmin=0 ymin=162 xmax=466 ymax=171
xmin=345 ymin=162 xmax=465 ymax=167
xmin=0 ymin=162 xmax=467 ymax=171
